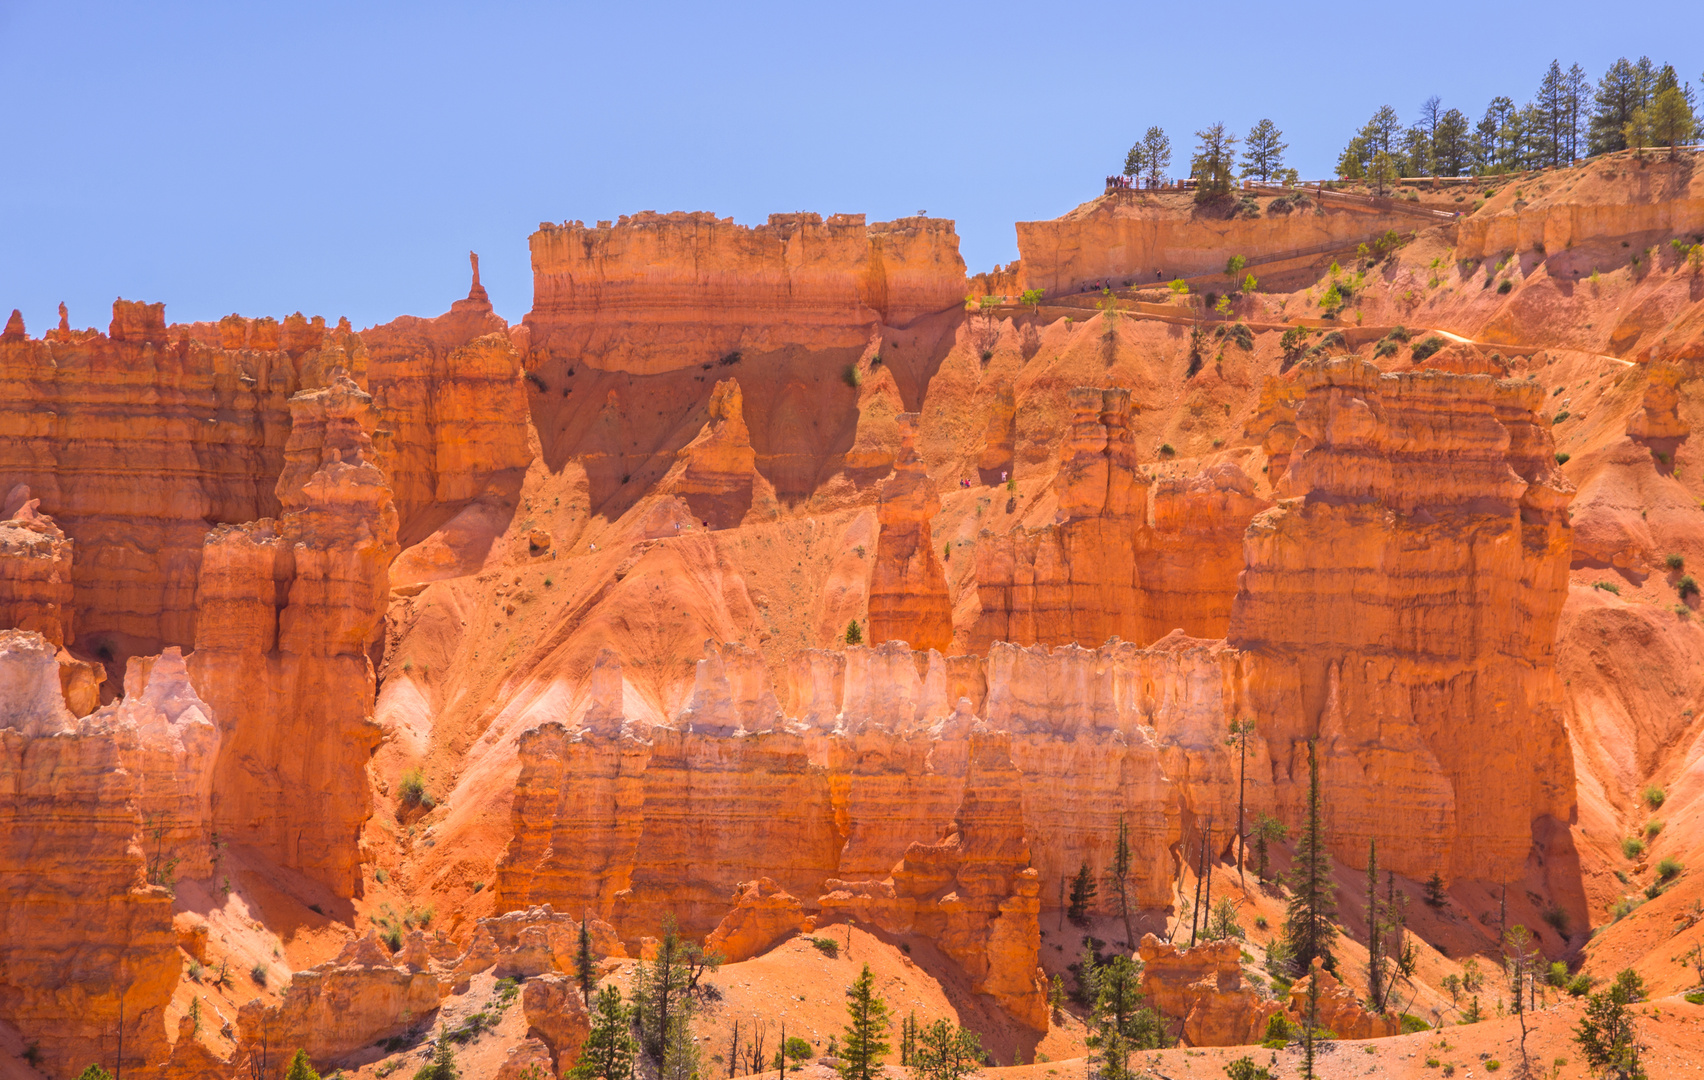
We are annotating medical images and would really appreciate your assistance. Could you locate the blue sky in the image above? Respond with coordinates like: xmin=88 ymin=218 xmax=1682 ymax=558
xmin=1 ymin=1 xmax=1698 ymax=330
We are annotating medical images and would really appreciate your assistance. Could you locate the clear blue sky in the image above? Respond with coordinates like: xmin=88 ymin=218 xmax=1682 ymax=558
xmin=1 ymin=1 xmax=1698 ymax=331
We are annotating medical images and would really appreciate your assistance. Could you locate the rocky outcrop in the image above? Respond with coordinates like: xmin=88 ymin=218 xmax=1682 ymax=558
xmin=665 ymin=379 xmax=759 ymax=530
xmin=1231 ymin=358 xmax=1576 ymax=884
xmin=868 ymin=414 xmax=953 ymax=651
xmin=237 ymin=933 xmax=443 ymax=1065
xmin=1457 ymin=158 xmax=1704 ymax=261
xmin=191 ymin=376 xmax=398 ymax=897
xmin=521 ymin=975 xmax=592 ymax=1072
xmin=359 ymin=254 xmax=532 ymax=534
xmin=704 ymin=877 xmax=812 ymax=962
xmin=0 ymin=630 xmax=178 ymax=1080
xmin=0 ymin=487 xmax=75 ymax=647
xmin=525 ymin=212 xmax=966 ymax=373
xmin=101 ymin=648 xmax=221 ymax=878
xmin=972 ymin=387 xmax=1268 ymax=649
xmin=1285 ymin=958 xmax=1398 ymax=1040
xmin=1012 ymin=192 xmax=1420 ymax=295
xmin=1138 ymin=934 xmax=1281 ymax=1047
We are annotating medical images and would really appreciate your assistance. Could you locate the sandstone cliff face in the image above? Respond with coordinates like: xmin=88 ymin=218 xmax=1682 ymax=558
xmin=191 ymin=376 xmax=398 ymax=897
xmin=0 ymin=488 xmax=74 ymax=647
xmin=493 ymin=636 xmax=1271 ymax=1028
xmin=1457 ymin=155 xmax=1704 ymax=262
xmin=1011 ymin=192 xmax=1421 ymax=295
xmin=525 ymin=212 xmax=966 ymax=373
xmin=1231 ymin=359 xmax=1576 ymax=885
xmin=972 ymin=387 xmax=1268 ymax=650
xmin=868 ymin=414 xmax=953 ymax=651
xmin=359 ymin=258 xmax=533 ymax=535
xmin=0 ymin=631 xmax=178 ymax=1080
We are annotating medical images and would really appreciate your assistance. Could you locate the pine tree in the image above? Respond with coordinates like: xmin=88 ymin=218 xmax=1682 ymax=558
xmin=1424 ymin=872 xmax=1447 ymax=908
xmin=284 ymin=1050 xmax=320 ymax=1080
xmin=1142 ymin=126 xmax=1172 ymax=187
xmin=1434 ymin=109 xmax=1472 ymax=176
xmin=1123 ymin=142 xmax=1147 ymax=179
xmin=1251 ymin=813 xmax=1286 ymax=883
xmin=1574 ymin=972 xmax=1644 ymax=1078
xmin=75 ymin=1068 xmax=113 ymax=1080
xmin=418 ymin=1030 xmax=460 ymax=1080
xmin=839 ymin=964 xmax=891 ymax=1080
xmin=1478 ymin=97 xmax=1518 ymax=172
xmin=577 ymin=915 xmax=597 ymax=1005
xmin=1068 ymin=861 xmax=1097 ymax=924
xmin=573 ymin=985 xmax=637 ymax=1080
xmin=1365 ymin=841 xmax=1384 ymax=1011
xmin=1535 ymin=60 xmax=1570 ymax=168
xmin=1241 ymin=120 xmax=1287 ymax=182
xmin=1282 ymin=739 xmax=1337 ymax=975
xmin=1105 ymin=815 xmax=1136 ymax=946
xmin=1590 ymin=57 xmax=1654 ymax=154
xmin=1190 ymin=123 xmax=1238 ymax=201
xmin=1368 ymin=151 xmax=1399 ymax=196
xmin=1564 ymin=63 xmax=1591 ymax=161
xmin=633 ymin=917 xmax=694 ymax=1069
xmin=1651 ymin=87 xmax=1696 ymax=158
xmin=1087 ymin=955 xmax=1167 ymax=1080
xmin=909 ymin=1019 xmax=981 ymax=1080
xmin=845 ymin=620 xmax=863 ymax=646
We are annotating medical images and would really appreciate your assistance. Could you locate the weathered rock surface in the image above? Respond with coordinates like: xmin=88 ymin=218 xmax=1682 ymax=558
xmin=868 ymin=414 xmax=953 ymax=650
xmin=1138 ymin=934 xmax=1282 ymax=1047
xmin=525 ymin=212 xmax=966 ymax=373
xmin=1285 ymin=958 xmax=1399 ymax=1040
xmin=0 ymin=630 xmax=177 ymax=1080
xmin=972 ymin=387 xmax=1268 ymax=649
xmin=704 ymin=877 xmax=812 ymax=962
xmin=190 ymin=375 xmax=398 ymax=897
xmin=0 ymin=487 xmax=74 ymax=647
xmin=521 ymin=974 xmax=591 ymax=1071
xmin=1230 ymin=359 xmax=1576 ymax=885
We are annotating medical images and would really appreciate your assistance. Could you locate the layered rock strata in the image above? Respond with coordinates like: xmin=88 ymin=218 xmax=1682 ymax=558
xmin=868 ymin=414 xmax=953 ymax=650
xmin=190 ymin=376 xmax=398 ymax=897
xmin=0 ymin=631 xmax=186 ymax=1080
xmin=1137 ymin=935 xmax=1282 ymax=1047
xmin=972 ymin=387 xmax=1269 ymax=649
xmin=525 ymin=212 xmax=966 ymax=373
xmin=1231 ymin=359 xmax=1576 ymax=883
xmin=0 ymin=487 xmax=75 ymax=647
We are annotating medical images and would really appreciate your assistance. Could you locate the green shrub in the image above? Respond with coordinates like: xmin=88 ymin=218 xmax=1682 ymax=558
xmin=809 ymin=936 xmax=840 ymax=957
xmin=1159 ymin=443 xmax=1176 ymax=456
xmin=1497 ymin=279 xmax=1513 ymax=294
xmin=1552 ymin=410 xmax=1571 ymax=424
xmin=1657 ymin=857 xmax=1683 ymax=882
xmin=1567 ymin=973 xmax=1595 ymax=996
xmin=1542 ymin=904 xmax=1570 ymax=937
xmin=843 ymin=365 xmax=862 ymax=388
xmin=844 ymin=620 xmax=863 ymax=646
xmin=251 ymin=963 xmax=268 ymax=987
xmin=1320 ymin=330 xmax=1346 ymax=351
xmin=1592 ymin=581 xmax=1620 ymax=594
xmin=1622 ymin=836 xmax=1646 ymax=860
xmin=1485 ymin=1061 xmax=1501 ymax=1072
xmin=1410 ymin=336 xmax=1447 ymax=362
xmin=397 ymin=768 xmax=432 ymax=810
xmin=1374 ymin=339 xmax=1399 ymax=358
xmin=1686 ymin=991 xmax=1704 ymax=1005
xmin=1678 ymin=575 xmax=1698 ymax=598
xmin=1263 ymin=1014 xmax=1294 ymax=1044
xmin=1666 ymin=554 xmax=1685 ymax=571
xmin=1400 ymin=1013 xmax=1431 ymax=1034
xmin=1644 ymin=785 xmax=1667 ymax=809
xmin=1555 ymin=452 xmax=1570 ymax=464
xmin=1645 ymin=819 xmax=1664 ymax=839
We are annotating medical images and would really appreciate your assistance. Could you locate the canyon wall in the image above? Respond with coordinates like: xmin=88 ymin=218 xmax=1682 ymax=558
xmin=0 ymin=630 xmax=223 ymax=1080
xmin=525 ymin=212 xmax=967 ymax=374
xmin=1231 ymin=358 xmax=1576 ymax=883
xmin=1011 ymin=192 xmax=1421 ymax=295
xmin=971 ymin=386 xmax=1269 ymax=650
xmin=190 ymin=376 xmax=398 ymax=898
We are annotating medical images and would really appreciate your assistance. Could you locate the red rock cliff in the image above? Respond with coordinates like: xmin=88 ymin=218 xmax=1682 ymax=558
xmin=525 ymin=212 xmax=966 ymax=373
